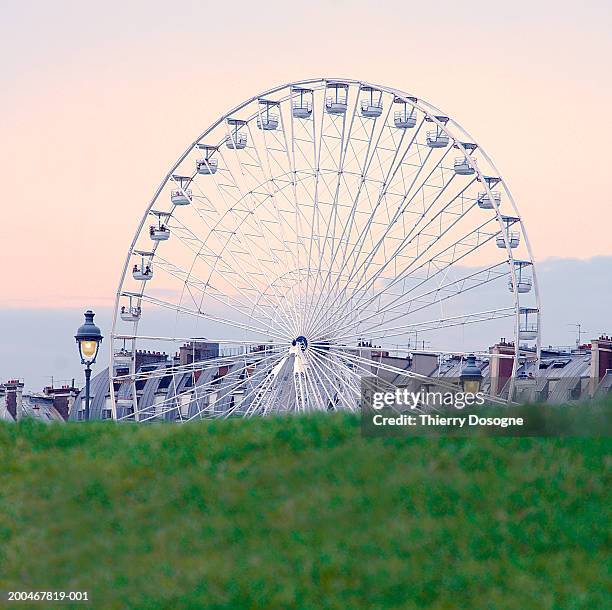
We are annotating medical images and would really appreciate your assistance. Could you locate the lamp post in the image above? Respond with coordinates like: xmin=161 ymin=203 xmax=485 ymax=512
xmin=460 ymin=354 xmax=483 ymax=395
xmin=75 ymin=310 xmax=103 ymax=421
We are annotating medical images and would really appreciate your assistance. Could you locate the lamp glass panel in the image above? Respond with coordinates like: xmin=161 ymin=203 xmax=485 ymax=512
xmin=80 ymin=340 xmax=98 ymax=360
xmin=462 ymin=379 xmax=481 ymax=395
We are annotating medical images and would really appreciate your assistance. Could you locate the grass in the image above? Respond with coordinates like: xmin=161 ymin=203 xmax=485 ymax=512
xmin=0 ymin=411 xmax=610 ymax=609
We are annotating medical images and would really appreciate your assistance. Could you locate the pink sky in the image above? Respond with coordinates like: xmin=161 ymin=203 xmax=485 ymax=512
xmin=1 ymin=0 xmax=611 ymax=308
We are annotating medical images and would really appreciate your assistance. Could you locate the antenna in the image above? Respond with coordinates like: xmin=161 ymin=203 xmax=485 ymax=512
xmin=568 ymin=323 xmax=586 ymax=348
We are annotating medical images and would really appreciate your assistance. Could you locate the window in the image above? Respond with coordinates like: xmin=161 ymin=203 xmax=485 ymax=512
xmin=179 ymin=391 xmax=192 ymax=418
xmin=102 ymin=396 xmax=113 ymax=419
xmin=153 ymin=393 xmax=166 ymax=417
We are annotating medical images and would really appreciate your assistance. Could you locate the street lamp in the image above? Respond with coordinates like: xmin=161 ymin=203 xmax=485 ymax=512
xmin=75 ymin=310 xmax=103 ymax=421
xmin=460 ymin=354 xmax=483 ymax=395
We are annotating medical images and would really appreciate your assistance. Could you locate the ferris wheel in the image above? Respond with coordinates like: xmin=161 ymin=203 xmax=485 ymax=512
xmin=110 ymin=78 xmax=541 ymax=421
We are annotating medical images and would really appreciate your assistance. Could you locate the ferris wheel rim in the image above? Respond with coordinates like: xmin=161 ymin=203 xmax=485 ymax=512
xmin=108 ymin=77 xmax=541 ymax=420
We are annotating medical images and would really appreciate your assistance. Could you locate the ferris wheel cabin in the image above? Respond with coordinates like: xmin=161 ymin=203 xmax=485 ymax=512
xmin=120 ymin=298 xmax=142 ymax=322
xmin=113 ymin=348 xmax=133 ymax=367
xmin=226 ymin=119 xmax=247 ymax=149
xmin=170 ymin=189 xmax=192 ymax=205
xmin=120 ymin=306 xmax=141 ymax=322
xmin=509 ymin=260 xmax=533 ymax=294
xmin=453 ymin=142 xmax=477 ymax=175
xmin=496 ymin=215 xmax=521 ymax=249
xmin=149 ymin=211 xmax=171 ymax=241
xmin=325 ymin=82 xmax=349 ymax=115
xmin=170 ymin=175 xmax=192 ymax=205
xmin=132 ymin=251 xmax=153 ymax=280
xmin=454 ymin=158 xmax=475 ymax=175
xmin=425 ymin=115 xmax=450 ymax=148
xmin=256 ymin=100 xmax=279 ymax=130
xmin=132 ymin=264 xmax=153 ymax=281
xmin=477 ymin=191 xmax=501 ymax=209
xmin=497 ymin=232 xmax=520 ymax=249
xmin=196 ymin=144 xmax=219 ymax=175
xmin=360 ymin=86 xmax=383 ymax=118
xmin=292 ymin=87 xmax=313 ymax=119
xmin=519 ymin=307 xmax=539 ymax=340
xmin=393 ymin=97 xmax=418 ymax=129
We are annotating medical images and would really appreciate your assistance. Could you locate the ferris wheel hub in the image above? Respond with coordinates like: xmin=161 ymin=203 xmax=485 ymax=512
xmin=292 ymin=336 xmax=309 ymax=352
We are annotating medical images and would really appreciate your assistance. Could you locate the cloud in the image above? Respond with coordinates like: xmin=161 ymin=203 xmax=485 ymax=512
xmin=1 ymin=257 xmax=610 ymax=392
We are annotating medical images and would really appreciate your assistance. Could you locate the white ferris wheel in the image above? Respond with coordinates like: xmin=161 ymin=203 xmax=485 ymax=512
xmin=110 ymin=78 xmax=541 ymax=422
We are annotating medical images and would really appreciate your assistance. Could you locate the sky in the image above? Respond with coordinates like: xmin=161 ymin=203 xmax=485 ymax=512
xmin=0 ymin=0 xmax=611 ymax=388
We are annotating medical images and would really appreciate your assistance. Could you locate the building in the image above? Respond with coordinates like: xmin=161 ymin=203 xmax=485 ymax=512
xmin=0 ymin=379 xmax=69 ymax=422
xmin=69 ymin=341 xmax=223 ymax=421
xmin=4 ymin=335 xmax=611 ymax=423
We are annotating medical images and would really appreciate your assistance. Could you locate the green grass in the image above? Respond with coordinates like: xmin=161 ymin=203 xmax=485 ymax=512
xmin=0 ymin=412 xmax=610 ymax=609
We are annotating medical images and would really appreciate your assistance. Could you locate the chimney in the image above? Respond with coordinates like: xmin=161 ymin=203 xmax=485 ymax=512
xmin=5 ymin=380 xmax=25 ymax=421
xmin=0 ymin=383 xmax=7 ymax=420
xmin=489 ymin=339 xmax=515 ymax=396
xmin=590 ymin=335 xmax=612 ymax=396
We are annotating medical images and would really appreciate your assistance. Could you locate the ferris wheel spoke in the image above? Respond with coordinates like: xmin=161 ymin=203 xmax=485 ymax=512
xmin=244 ymin=349 xmax=298 ymax=417
xmin=306 ymin=354 xmax=338 ymax=411
xmin=330 ymin=307 xmax=515 ymax=345
xmin=322 ymin=98 xmax=399 ymax=281
xmin=238 ymin=360 xmax=284 ymax=417
xmin=169 ymin=211 xmax=302 ymax=338
xmin=163 ymin=209 xmax=296 ymax=327
xmin=313 ymin=234 xmax=508 ymax=342
xmin=307 ymin=349 xmax=360 ymax=411
xmin=211 ymin=362 xmax=277 ymax=419
xmin=329 ymin=348 xmax=487 ymax=403
xmin=308 ymin=109 xmax=390 ymax=322
xmin=316 ymin=211 xmax=501 ymax=340
xmin=330 ymin=349 xmax=436 ymax=391
xmin=244 ymin=354 xmax=294 ymax=417
xmin=306 ymin=95 xmax=390 ymax=333
xmin=308 ymin=346 xmax=365 ymax=396
xmin=302 ymin=353 xmax=328 ymax=411
xmin=151 ymin=253 xmax=296 ymax=339
xmin=193 ymin=353 xmax=282 ymax=420
xmin=310 ymin=349 xmax=374 ymax=402
xmin=123 ymin=291 xmax=288 ymax=341
xmin=303 ymin=90 xmax=330 ymax=315
xmin=334 ymin=262 xmax=511 ymax=339
xmin=189 ymin=150 xmax=303 ymax=334
xmin=212 ymin=180 xmax=312 ymax=314
xmin=120 ymin=347 xmax=287 ymax=422
xmin=352 ymin=211 xmax=500 ymax=312
xmin=239 ymin=122 xmax=305 ymax=328
xmin=336 ymin=154 xmax=459 ymax=299
xmin=306 ymin=87 xmax=355 ymax=295
xmin=307 ymin=124 xmax=445 ymax=331
xmin=280 ymin=104 xmax=308 ymax=322
xmin=194 ymin=350 xmax=288 ymax=421
xmin=304 ymin=117 xmax=423 ymax=337
xmin=304 ymin=87 xmax=354 ymax=331
xmin=324 ymin=115 xmax=426 ymax=286
xmin=115 ymin=344 xmax=287 ymax=383
xmin=306 ymin=351 xmax=347 ymax=410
